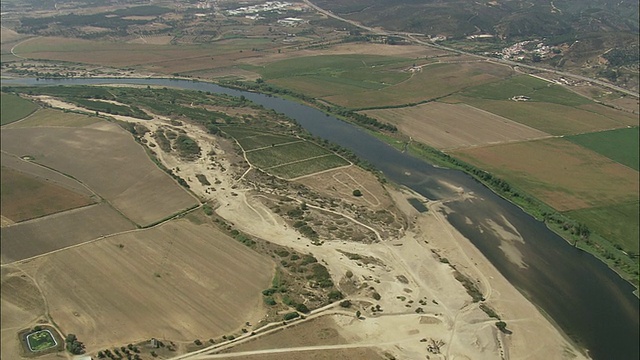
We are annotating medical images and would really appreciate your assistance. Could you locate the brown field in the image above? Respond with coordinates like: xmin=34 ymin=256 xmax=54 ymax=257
xmin=1 ymin=267 xmax=54 ymax=360
xmin=0 ymin=152 xmax=94 ymax=197
xmin=220 ymin=315 xmax=384 ymax=360
xmin=452 ymin=138 xmax=640 ymax=211
xmin=5 ymin=108 xmax=101 ymax=128
xmin=362 ymin=102 xmax=551 ymax=150
xmin=12 ymin=36 xmax=276 ymax=75
xmin=0 ymin=203 xmax=135 ymax=264
xmin=297 ymin=166 xmax=394 ymax=210
xmin=1 ymin=121 xmax=199 ymax=226
xmin=321 ymin=62 xmax=513 ymax=108
xmin=216 ymin=348 xmax=386 ymax=360
xmin=1 ymin=167 xmax=95 ymax=222
xmin=8 ymin=219 xmax=274 ymax=352
xmin=226 ymin=316 xmax=347 ymax=353
xmin=454 ymin=97 xmax=638 ymax=135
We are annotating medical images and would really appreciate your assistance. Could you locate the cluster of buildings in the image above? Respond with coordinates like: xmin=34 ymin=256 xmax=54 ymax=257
xmin=496 ymin=40 xmax=558 ymax=61
xmin=225 ymin=1 xmax=295 ymax=16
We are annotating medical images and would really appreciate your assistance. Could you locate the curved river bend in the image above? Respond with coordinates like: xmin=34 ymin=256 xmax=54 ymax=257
xmin=3 ymin=77 xmax=638 ymax=360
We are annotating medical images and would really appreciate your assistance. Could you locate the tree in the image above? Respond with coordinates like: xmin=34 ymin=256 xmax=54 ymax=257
xmin=352 ymin=189 xmax=362 ymax=197
xmin=355 ymin=310 xmax=362 ymax=318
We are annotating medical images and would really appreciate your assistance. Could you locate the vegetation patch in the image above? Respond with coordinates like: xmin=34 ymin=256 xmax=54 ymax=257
xmin=269 ymin=155 xmax=350 ymax=179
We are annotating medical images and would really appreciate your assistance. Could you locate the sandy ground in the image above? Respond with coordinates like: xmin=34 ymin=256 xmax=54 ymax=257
xmin=12 ymin=91 xmax=589 ymax=360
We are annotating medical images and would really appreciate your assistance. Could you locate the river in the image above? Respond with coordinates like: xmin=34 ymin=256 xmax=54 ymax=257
xmin=2 ymin=77 xmax=638 ymax=360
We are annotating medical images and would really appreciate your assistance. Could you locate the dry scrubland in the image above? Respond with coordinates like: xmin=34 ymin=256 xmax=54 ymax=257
xmin=452 ymin=138 xmax=639 ymax=211
xmin=362 ymin=102 xmax=550 ymax=150
xmin=0 ymin=120 xmax=198 ymax=226
xmin=8 ymin=219 xmax=273 ymax=352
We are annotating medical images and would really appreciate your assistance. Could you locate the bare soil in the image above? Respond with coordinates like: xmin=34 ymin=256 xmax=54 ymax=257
xmin=363 ymin=102 xmax=551 ymax=150
xmin=11 ymin=219 xmax=274 ymax=353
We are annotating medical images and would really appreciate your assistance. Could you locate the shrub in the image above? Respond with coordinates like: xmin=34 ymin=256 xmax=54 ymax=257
xmin=372 ymin=292 xmax=381 ymax=300
xmin=496 ymin=321 xmax=511 ymax=334
xmin=295 ymin=303 xmax=310 ymax=313
xmin=340 ymin=300 xmax=352 ymax=308
xmin=352 ymin=189 xmax=363 ymax=197
xmin=328 ymin=290 xmax=344 ymax=301
xmin=283 ymin=312 xmax=300 ymax=321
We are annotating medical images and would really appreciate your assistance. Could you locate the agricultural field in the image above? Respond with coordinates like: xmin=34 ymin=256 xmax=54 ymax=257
xmin=0 ymin=117 xmax=199 ymax=226
xmin=1 ymin=167 xmax=95 ymax=223
xmin=566 ymin=127 xmax=639 ymax=171
xmin=566 ymin=201 xmax=640 ymax=254
xmin=1 ymin=203 xmax=135 ymax=264
xmin=216 ymin=349 xmax=385 ymax=360
xmin=362 ymin=102 xmax=550 ymax=150
xmin=223 ymin=316 xmax=347 ymax=353
xmin=10 ymin=36 xmax=278 ymax=75
xmin=452 ymin=138 xmax=639 ymax=254
xmin=0 ymin=92 xmax=38 ymax=125
xmin=4 ymin=108 xmax=102 ymax=128
xmin=221 ymin=127 xmax=350 ymax=179
xmin=452 ymin=138 xmax=639 ymax=212
xmin=14 ymin=219 xmax=274 ymax=351
xmin=448 ymin=75 xmax=638 ymax=135
xmin=251 ymin=55 xmax=513 ymax=109
xmin=269 ymin=155 xmax=350 ymax=180
xmin=0 ymin=152 xmax=94 ymax=197
xmin=247 ymin=142 xmax=334 ymax=169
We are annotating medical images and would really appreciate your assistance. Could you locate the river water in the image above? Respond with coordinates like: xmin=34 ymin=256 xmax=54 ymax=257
xmin=3 ymin=77 xmax=638 ymax=359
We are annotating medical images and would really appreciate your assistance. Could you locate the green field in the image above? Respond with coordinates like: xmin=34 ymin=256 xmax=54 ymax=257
xmin=320 ymin=61 xmax=513 ymax=109
xmin=1 ymin=93 xmax=38 ymax=125
xmin=26 ymin=330 xmax=57 ymax=352
xmin=237 ymin=134 xmax=300 ymax=151
xmin=565 ymin=201 xmax=640 ymax=254
xmin=566 ymin=127 xmax=639 ymax=170
xmin=269 ymin=155 xmax=350 ymax=179
xmin=247 ymin=142 xmax=331 ymax=169
xmin=451 ymin=97 xmax=637 ymax=135
xmin=5 ymin=108 xmax=101 ymax=128
xmin=460 ymin=75 xmax=591 ymax=106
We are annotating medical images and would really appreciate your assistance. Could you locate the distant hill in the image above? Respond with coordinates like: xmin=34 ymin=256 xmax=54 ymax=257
xmin=312 ymin=0 xmax=639 ymax=91
xmin=313 ymin=0 xmax=638 ymax=39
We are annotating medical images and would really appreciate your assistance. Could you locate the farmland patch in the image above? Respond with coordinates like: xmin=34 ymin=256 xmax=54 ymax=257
xmin=460 ymin=75 xmax=591 ymax=106
xmin=1 ymin=92 xmax=38 ymax=125
xmin=452 ymin=138 xmax=639 ymax=211
xmin=362 ymin=102 xmax=550 ymax=150
xmin=1 ymin=167 xmax=95 ymax=223
xmin=566 ymin=127 xmax=639 ymax=170
xmin=247 ymin=142 xmax=333 ymax=169
xmin=4 ymin=108 xmax=101 ymax=128
xmin=23 ymin=219 xmax=273 ymax=350
xmin=1 ymin=123 xmax=199 ymax=226
xmin=321 ymin=62 xmax=513 ymax=109
xmin=270 ymin=155 xmax=350 ymax=179
xmin=565 ymin=201 xmax=639 ymax=254
xmin=452 ymin=97 xmax=638 ymax=135
xmin=0 ymin=203 xmax=135 ymax=264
